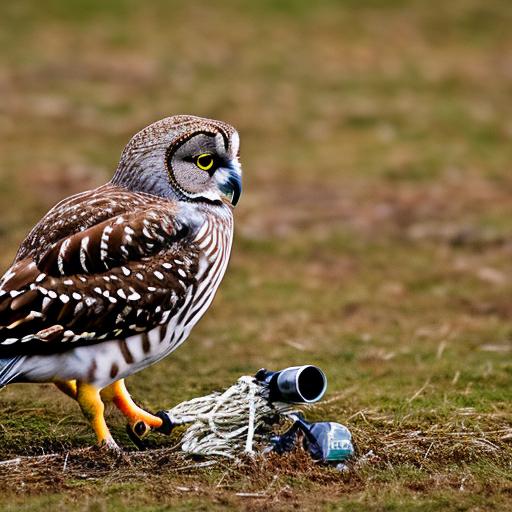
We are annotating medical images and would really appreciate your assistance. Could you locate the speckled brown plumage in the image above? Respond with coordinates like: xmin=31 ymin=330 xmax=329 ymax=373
xmin=0 ymin=185 xmax=198 ymax=352
xmin=0 ymin=114 xmax=242 ymax=449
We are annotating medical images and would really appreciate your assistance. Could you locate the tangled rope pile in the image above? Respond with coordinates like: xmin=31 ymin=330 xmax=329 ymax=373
xmin=131 ymin=365 xmax=353 ymax=464
xmin=162 ymin=376 xmax=294 ymax=458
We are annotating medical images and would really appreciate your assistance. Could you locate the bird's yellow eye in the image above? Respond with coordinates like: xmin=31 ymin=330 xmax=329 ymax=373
xmin=195 ymin=153 xmax=214 ymax=171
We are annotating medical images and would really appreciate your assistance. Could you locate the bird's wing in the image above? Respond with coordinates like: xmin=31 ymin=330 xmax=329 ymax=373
xmin=0 ymin=194 xmax=200 ymax=355
xmin=15 ymin=184 xmax=164 ymax=262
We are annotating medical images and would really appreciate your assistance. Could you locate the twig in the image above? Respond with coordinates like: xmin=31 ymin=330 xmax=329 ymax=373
xmin=62 ymin=452 xmax=69 ymax=472
xmin=423 ymin=442 xmax=434 ymax=459
xmin=347 ymin=409 xmax=369 ymax=423
xmin=0 ymin=453 xmax=60 ymax=465
xmin=0 ymin=457 xmax=21 ymax=466
xmin=171 ymin=460 xmax=218 ymax=471
xmin=436 ymin=340 xmax=447 ymax=359
xmin=407 ymin=379 xmax=430 ymax=403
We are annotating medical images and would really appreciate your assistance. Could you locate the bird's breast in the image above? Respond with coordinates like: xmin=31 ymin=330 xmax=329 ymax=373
xmin=104 ymin=212 xmax=234 ymax=383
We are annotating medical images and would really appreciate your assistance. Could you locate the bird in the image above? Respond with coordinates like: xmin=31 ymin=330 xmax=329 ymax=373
xmin=0 ymin=115 xmax=242 ymax=450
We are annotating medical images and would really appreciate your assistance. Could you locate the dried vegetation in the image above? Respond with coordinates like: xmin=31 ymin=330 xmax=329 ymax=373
xmin=0 ymin=0 xmax=511 ymax=510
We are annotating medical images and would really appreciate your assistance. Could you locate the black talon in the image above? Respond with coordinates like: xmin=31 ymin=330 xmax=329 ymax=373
xmin=154 ymin=410 xmax=175 ymax=435
xmin=134 ymin=420 xmax=148 ymax=437
xmin=126 ymin=423 xmax=148 ymax=450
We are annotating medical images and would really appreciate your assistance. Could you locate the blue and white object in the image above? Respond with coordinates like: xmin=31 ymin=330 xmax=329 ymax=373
xmin=270 ymin=414 xmax=354 ymax=463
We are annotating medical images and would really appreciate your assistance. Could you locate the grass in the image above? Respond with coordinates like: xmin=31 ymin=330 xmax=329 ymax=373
xmin=0 ymin=0 xmax=512 ymax=510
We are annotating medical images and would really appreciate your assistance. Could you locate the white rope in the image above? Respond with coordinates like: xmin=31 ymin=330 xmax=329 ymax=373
xmin=244 ymin=378 xmax=257 ymax=454
xmin=162 ymin=376 xmax=295 ymax=459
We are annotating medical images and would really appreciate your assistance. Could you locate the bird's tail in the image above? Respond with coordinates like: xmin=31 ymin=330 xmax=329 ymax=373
xmin=0 ymin=356 xmax=25 ymax=387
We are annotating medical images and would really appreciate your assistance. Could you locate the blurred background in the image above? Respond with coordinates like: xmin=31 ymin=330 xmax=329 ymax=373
xmin=2 ymin=0 xmax=511 ymax=250
xmin=0 ymin=0 xmax=511 ymax=508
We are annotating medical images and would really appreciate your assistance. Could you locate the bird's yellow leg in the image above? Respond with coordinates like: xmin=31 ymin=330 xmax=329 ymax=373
xmin=102 ymin=379 xmax=163 ymax=430
xmin=55 ymin=380 xmax=77 ymax=399
xmin=76 ymin=381 xmax=119 ymax=450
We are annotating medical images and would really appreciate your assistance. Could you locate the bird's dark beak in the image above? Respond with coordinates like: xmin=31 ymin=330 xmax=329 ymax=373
xmin=219 ymin=166 xmax=242 ymax=206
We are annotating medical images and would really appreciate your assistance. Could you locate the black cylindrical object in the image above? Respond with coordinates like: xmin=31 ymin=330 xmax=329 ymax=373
xmin=255 ymin=365 xmax=327 ymax=403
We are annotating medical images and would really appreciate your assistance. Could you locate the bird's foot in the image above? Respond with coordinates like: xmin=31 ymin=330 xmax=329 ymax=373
xmin=91 ymin=438 xmax=132 ymax=465
xmin=98 ymin=436 xmax=122 ymax=453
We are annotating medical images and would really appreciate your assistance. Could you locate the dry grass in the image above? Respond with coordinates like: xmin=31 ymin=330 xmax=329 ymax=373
xmin=0 ymin=0 xmax=512 ymax=510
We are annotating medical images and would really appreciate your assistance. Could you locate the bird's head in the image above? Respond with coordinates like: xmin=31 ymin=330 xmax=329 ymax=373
xmin=111 ymin=115 xmax=242 ymax=207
